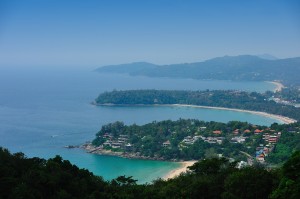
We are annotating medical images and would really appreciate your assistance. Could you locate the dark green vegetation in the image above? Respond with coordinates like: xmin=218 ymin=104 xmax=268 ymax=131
xmin=1 ymin=147 xmax=300 ymax=199
xmin=95 ymin=55 xmax=300 ymax=86
xmin=267 ymin=123 xmax=300 ymax=164
xmin=92 ymin=119 xmax=300 ymax=165
xmin=95 ymin=89 xmax=300 ymax=121
xmin=0 ymin=148 xmax=108 ymax=199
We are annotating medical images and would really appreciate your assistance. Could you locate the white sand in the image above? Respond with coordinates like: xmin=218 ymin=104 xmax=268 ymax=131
xmin=99 ymin=103 xmax=297 ymax=124
xmin=266 ymin=81 xmax=285 ymax=92
xmin=164 ymin=161 xmax=197 ymax=179
xmin=163 ymin=104 xmax=296 ymax=124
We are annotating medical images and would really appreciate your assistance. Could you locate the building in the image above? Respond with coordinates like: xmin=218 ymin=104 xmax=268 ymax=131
xmin=213 ymin=130 xmax=222 ymax=135
xmin=163 ymin=140 xmax=171 ymax=147
xmin=244 ymin=129 xmax=251 ymax=133
xmin=254 ymin=129 xmax=262 ymax=134
xmin=231 ymin=136 xmax=247 ymax=143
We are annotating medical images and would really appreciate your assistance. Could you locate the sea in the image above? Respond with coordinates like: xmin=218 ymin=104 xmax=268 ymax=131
xmin=0 ymin=68 xmax=280 ymax=184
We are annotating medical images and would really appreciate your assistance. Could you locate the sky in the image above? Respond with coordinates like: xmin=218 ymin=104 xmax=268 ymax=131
xmin=0 ymin=0 xmax=299 ymax=69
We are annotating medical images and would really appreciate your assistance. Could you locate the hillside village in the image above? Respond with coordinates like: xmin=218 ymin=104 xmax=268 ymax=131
xmin=86 ymin=119 xmax=300 ymax=165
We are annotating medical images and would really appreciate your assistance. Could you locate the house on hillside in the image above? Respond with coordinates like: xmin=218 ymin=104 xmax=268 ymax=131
xmin=244 ymin=129 xmax=251 ymax=133
xmin=231 ymin=136 xmax=247 ymax=143
xmin=213 ymin=130 xmax=222 ymax=135
xmin=163 ymin=140 xmax=171 ymax=147
xmin=233 ymin=129 xmax=240 ymax=135
xmin=254 ymin=129 xmax=263 ymax=134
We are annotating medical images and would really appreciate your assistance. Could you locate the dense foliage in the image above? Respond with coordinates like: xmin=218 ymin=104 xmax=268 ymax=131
xmin=0 ymin=148 xmax=111 ymax=199
xmin=1 ymin=147 xmax=300 ymax=198
xmin=267 ymin=122 xmax=300 ymax=164
xmin=92 ymin=119 xmax=300 ymax=164
xmin=96 ymin=55 xmax=300 ymax=85
xmin=95 ymin=89 xmax=300 ymax=121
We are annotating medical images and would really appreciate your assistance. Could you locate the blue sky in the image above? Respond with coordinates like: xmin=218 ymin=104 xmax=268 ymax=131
xmin=0 ymin=0 xmax=299 ymax=69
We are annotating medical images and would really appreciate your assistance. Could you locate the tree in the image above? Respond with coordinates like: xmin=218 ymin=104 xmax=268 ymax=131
xmin=271 ymin=151 xmax=300 ymax=199
xmin=188 ymin=157 xmax=236 ymax=175
xmin=223 ymin=167 xmax=276 ymax=199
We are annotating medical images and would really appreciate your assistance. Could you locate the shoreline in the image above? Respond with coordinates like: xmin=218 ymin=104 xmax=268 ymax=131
xmin=90 ymin=99 xmax=296 ymax=180
xmin=163 ymin=161 xmax=197 ymax=180
xmin=95 ymin=103 xmax=297 ymax=124
xmin=83 ymin=143 xmax=197 ymax=180
xmin=266 ymin=81 xmax=284 ymax=92
xmin=82 ymin=144 xmax=169 ymax=161
xmin=167 ymin=104 xmax=297 ymax=124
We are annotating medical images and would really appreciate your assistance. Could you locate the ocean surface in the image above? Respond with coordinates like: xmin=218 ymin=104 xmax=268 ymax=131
xmin=0 ymin=68 xmax=280 ymax=183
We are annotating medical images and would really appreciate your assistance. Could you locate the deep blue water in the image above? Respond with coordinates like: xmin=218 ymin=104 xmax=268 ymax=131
xmin=0 ymin=68 xmax=279 ymax=183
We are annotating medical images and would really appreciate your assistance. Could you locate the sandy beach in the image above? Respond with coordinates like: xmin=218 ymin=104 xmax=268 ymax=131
xmin=267 ymin=81 xmax=285 ymax=92
xmin=166 ymin=104 xmax=297 ymax=124
xmin=164 ymin=161 xmax=197 ymax=179
xmin=97 ymin=102 xmax=297 ymax=124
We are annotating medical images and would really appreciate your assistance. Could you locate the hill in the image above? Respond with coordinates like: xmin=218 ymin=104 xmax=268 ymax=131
xmin=95 ymin=55 xmax=300 ymax=86
xmin=95 ymin=62 xmax=158 ymax=74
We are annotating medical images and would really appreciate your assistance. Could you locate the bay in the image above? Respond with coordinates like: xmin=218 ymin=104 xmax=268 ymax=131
xmin=0 ymin=68 xmax=279 ymax=183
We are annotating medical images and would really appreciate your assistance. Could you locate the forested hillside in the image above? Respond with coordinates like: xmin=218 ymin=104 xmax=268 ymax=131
xmin=91 ymin=119 xmax=300 ymax=165
xmin=1 ymin=147 xmax=300 ymax=198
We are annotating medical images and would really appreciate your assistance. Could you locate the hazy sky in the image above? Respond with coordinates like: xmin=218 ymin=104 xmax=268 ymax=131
xmin=0 ymin=0 xmax=299 ymax=69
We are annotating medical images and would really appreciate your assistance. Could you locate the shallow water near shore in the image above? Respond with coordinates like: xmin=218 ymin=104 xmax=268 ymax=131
xmin=0 ymin=68 xmax=280 ymax=183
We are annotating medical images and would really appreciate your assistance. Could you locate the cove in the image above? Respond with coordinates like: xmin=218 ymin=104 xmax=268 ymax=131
xmin=0 ymin=69 xmax=280 ymax=183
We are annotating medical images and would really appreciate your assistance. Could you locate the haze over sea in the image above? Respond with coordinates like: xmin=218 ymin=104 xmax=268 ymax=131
xmin=0 ymin=68 xmax=280 ymax=183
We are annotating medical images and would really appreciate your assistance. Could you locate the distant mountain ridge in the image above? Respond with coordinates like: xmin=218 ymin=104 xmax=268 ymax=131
xmin=95 ymin=55 xmax=300 ymax=86
xmin=95 ymin=62 xmax=158 ymax=74
xmin=256 ymin=54 xmax=278 ymax=60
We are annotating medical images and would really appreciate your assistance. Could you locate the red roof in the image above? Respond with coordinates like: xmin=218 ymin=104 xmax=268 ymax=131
xmin=213 ymin=130 xmax=222 ymax=134
xmin=254 ymin=129 xmax=262 ymax=133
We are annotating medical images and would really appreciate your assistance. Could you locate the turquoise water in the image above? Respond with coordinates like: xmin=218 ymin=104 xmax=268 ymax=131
xmin=0 ymin=68 xmax=279 ymax=183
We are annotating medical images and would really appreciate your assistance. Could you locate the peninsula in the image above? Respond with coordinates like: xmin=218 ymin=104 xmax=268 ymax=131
xmin=94 ymin=90 xmax=299 ymax=122
xmin=86 ymin=119 xmax=300 ymax=166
